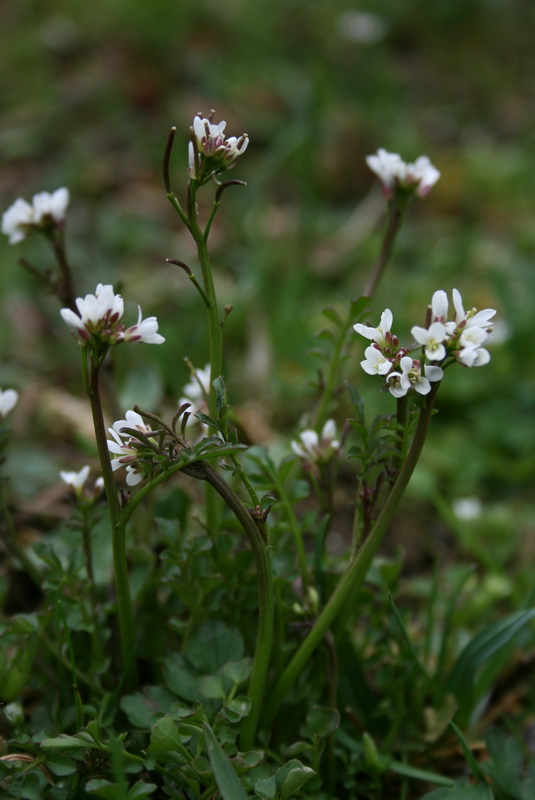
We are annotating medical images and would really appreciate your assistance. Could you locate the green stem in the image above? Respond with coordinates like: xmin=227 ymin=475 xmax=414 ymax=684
xmin=363 ymin=202 xmax=404 ymax=299
xmin=117 ymin=453 xmax=274 ymax=747
xmin=50 ymin=228 xmax=76 ymax=312
xmin=265 ymin=383 xmax=440 ymax=727
xmin=275 ymin=477 xmax=308 ymax=593
xmin=83 ymin=350 xmax=137 ymax=687
xmin=313 ymin=305 xmax=354 ymax=430
xmin=187 ymin=181 xmax=223 ymax=415
xmin=189 ymin=462 xmax=273 ymax=750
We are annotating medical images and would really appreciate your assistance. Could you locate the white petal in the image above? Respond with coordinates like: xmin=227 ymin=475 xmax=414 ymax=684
xmin=0 ymin=389 xmax=19 ymax=417
xmin=431 ymin=290 xmax=449 ymax=322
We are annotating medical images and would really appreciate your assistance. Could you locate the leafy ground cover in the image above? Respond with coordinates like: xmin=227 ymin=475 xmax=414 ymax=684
xmin=1 ymin=1 xmax=535 ymax=798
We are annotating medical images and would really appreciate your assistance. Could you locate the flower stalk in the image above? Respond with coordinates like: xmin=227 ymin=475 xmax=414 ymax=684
xmin=82 ymin=350 xmax=138 ymax=687
xmin=265 ymin=382 xmax=440 ymax=727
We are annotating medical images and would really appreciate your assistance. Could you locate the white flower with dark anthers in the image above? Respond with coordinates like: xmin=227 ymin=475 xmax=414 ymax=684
xmin=60 ymin=284 xmax=164 ymax=347
xmin=354 ymin=309 xmax=394 ymax=348
xmin=60 ymin=284 xmax=124 ymax=342
xmin=366 ymin=148 xmax=440 ymax=199
xmin=0 ymin=388 xmax=19 ymax=419
xmin=107 ymin=411 xmax=156 ymax=486
xmin=60 ymin=465 xmax=90 ymax=491
xmin=123 ymin=307 xmax=165 ymax=344
xmin=452 ymin=288 xmax=496 ymax=333
xmin=188 ymin=112 xmax=249 ymax=179
xmin=411 ymin=321 xmax=448 ymax=361
xmin=361 ymin=345 xmax=392 ymax=376
xmin=291 ymin=419 xmax=340 ymax=463
xmin=31 ymin=188 xmax=69 ymax=225
xmin=386 ymin=357 xmax=442 ymax=398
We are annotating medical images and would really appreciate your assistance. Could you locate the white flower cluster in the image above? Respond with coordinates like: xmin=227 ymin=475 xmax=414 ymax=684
xmin=354 ymin=290 xmax=495 ymax=398
xmin=60 ymin=284 xmax=165 ymax=347
xmin=0 ymin=388 xmax=19 ymax=419
xmin=2 ymin=188 xmax=69 ymax=244
xmin=107 ymin=410 xmax=155 ymax=486
xmin=366 ymin=149 xmax=440 ymax=199
xmin=188 ymin=112 xmax=249 ymax=180
xmin=291 ymin=420 xmax=340 ymax=464
xmin=411 ymin=289 xmax=495 ymax=367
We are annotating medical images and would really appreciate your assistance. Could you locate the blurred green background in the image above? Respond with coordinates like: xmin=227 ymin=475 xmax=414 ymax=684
xmin=1 ymin=0 xmax=534 ymax=583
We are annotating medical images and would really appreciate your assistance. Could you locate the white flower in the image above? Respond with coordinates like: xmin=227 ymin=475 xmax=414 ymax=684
xmin=354 ymin=309 xmax=394 ymax=347
xmin=452 ymin=288 xmax=495 ymax=332
xmin=0 ymin=388 xmax=19 ymax=418
xmin=60 ymin=465 xmax=90 ymax=491
xmin=189 ymin=112 xmax=248 ymax=179
xmin=112 ymin=409 xmax=153 ymax=437
xmin=366 ymin=148 xmax=440 ymax=198
xmin=2 ymin=188 xmax=69 ymax=245
xmin=60 ymin=283 xmax=123 ymax=341
xmin=458 ymin=345 xmax=491 ymax=367
xmin=386 ymin=357 xmax=442 ymax=398
xmin=459 ymin=325 xmax=489 ymax=349
xmin=453 ymin=497 xmax=482 ymax=520
xmin=107 ymin=411 xmax=155 ymax=486
xmin=361 ymin=345 xmax=392 ymax=376
xmin=181 ymin=364 xmax=211 ymax=403
xmin=60 ymin=284 xmax=164 ymax=347
xmin=32 ymin=188 xmax=69 ymax=224
xmin=2 ymin=198 xmax=34 ymax=244
xmin=177 ymin=364 xmax=211 ymax=436
xmin=411 ymin=321 xmax=448 ymax=361
xmin=291 ymin=420 xmax=340 ymax=463
xmin=123 ymin=307 xmax=165 ymax=344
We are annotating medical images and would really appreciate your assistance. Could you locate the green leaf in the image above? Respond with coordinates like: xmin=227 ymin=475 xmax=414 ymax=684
xmin=389 ymin=760 xmax=454 ymax=787
xmin=186 ymin=621 xmax=244 ymax=673
xmin=213 ymin=375 xmax=228 ymax=417
xmin=447 ymin=608 xmax=535 ymax=718
xmin=221 ymin=696 xmax=251 ymax=722
xmin=276 ymin=759 xmax=316 ymax=799
xmin=255 ymin=775 xmax=277 ymax=799
xmin=4 ymin=771 xmax=45 ymax=800
xmin=120 ymin=686 xmax=177 ymax=729
xmin=305 ymin=707 xmax=340 ymax=738
xmin=0 ymin=635 xmax=38 ymax=701
xmin=388 ymin=593 xmax=429 ymax=677
xmin=198 ymin=673 xmax=226 ymax=699
xmin=41 ymin=732 xmax=98 ymax=750
xmin=421 ymin=779 xmax=494 ymax=800
xmin=351 ymin=295 xmax=371 ymax=318
xmin=221 ymin=658 xmax=252 ymax=685
xmin=320 ymin=307 xmax=344 ymax=328
xmin=449 ymin=723 xmax=485 ymax=782
xmin=162 ymin=653 xmax=199 ymax=702
xmin=128 ymin=782 xmax=159 ymax=799
xmin=85 ymin=779 xmax=123 ymax=799
xmin=148 ymin=715 xmax=185 ymax=754
xmin=44 ymin=751 xmax=77 ymax=776
xmin=202 ymin=721 xmax=249 ymax=800
xmin=482 ymin=728 xmax=525 ymax=797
